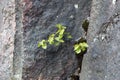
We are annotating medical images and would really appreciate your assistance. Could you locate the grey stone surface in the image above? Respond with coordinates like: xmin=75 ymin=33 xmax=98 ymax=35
xmin=13 ymin=0 xmax=24 ymax=80
xmin=2 ymin=0 xmax=120 ymax=80
xmin=81 ymin=0 xmax=120 ymax=80
xmin=22 ymin=0 xmax=91 ymax=79
xmin=0 ymin=0 xmax=91 ymax=80
xmin=0 ymin=0 xmax=15 ymax=80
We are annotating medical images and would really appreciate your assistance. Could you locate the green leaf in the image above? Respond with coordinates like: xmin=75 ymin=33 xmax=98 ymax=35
xmin=59 ymin=29 xmax=65 ymax=35
xmin=56 ymin=24 xmax=66 ymax=30
xmin=62 ymin=25 xmax=66 ymax=29
xmin=74 ymin=44 xmax=80 ymax=51
xmin=59 ymin=39 xmax=64 ymax=43
xmin=48 ymin=34 xmax=55 ymax=44
xmin=81 ymin=47 xmax=86 ymax=51
xmin=42 ymin=43 xmax=47 ymax=49
xmin=38 ymin=40 xmax=46 ymax=47
xmin=55 ymin=37 xmax=63 ymax=42
xmin=56 ymin=24 xmax=61 ymax=29
xmin=75 ymin=49 xmax=81 ymax=54
xmin=55 ymin=37 xmax=60 ymax=41
xmin=56 ymin=30 xmax=60 ymax=34
xmin=81 ymin=42 xmax=88 ymax=47
xmin=58 ymin=34 xmax=63 ymax=39
xmin=74 ymin=43 xmax=82 ymax=54
xmin=79 ymin=42 xmax=88 ymax=51
xmin=74 ymin=42 xmax=88 ymax=54
xmin=41 ymin=40 xmax=46 ymax=44
xmin=38 ymin=42 xmax=42 ymax=47
xmin=38 ymin=40 xmax=47 ymax=49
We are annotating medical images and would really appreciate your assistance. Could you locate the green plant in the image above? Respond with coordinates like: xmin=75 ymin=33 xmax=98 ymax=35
xmin=38 ymin=23 xmax=88 ymax=54
xmin=74 ymin=42 xmax=88 ymax=54
xmin=38 ymin=39 xmax=47 ymax=49
xmin=38 ymin=24 xmax=72 ymax=49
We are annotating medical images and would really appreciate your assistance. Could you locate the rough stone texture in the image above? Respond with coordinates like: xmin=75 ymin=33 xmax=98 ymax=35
xmin=2 ymin=0 xmax=120 ymax=80
xmin=13 ymin=0 xmax=24 ymax=80
xmin=22 ymin=0 xmax=91 ymax=80
xmin=0 ymin=0 xmax=15 ymax=80
xmin=81 ymin=0 xmax=120 ymax=80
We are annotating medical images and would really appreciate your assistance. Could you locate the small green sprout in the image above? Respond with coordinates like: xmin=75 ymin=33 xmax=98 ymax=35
xmin=38 ymin=40 xmax=47 ymax=49
xmin=74 ymin=42 xmax=88 ymax=54
xmin=38 ymin=24 xmax=72 ymax=49
xmin=48 ymin=34 xmax=55 ymax=44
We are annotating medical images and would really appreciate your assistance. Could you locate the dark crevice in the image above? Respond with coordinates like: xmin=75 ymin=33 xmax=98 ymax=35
xmin=70 ymin=37 xmax=88 ymax=80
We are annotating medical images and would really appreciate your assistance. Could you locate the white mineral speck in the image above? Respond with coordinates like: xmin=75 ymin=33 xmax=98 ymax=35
xmin=102 ymin=36 xmax=105 ymax=40
xmin=112 ymin=0 xmax=116 ymax=5
xmin=74 ymin=4 xmax=78 ymax=9
xmin=70 ymin=15 xmax=74 ymax=19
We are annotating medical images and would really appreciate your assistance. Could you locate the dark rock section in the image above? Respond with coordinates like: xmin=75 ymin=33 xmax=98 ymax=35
xmin=22 ymin=0 xmax=91 ymax=79
xmin=81 ymin=0 xmax=120 ymax=80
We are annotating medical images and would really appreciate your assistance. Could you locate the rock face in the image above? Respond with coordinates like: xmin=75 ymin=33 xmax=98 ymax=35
xmin=0 ymin=0 xmax=91 ymax=80
xmin=22 ymin=0 xmax=91 ymax=79
xmin=81 ymin=0 xmax=120 ymax=80
xmin=1 ymin=0 xmax=120 ymax=80
xmin=0 ymin=0 xmax=15 ymax=80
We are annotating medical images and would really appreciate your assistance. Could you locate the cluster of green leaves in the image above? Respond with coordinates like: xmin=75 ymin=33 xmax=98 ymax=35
xmin=74 ymin=42 xmax=88 ymax=54
xmin=38 ymin=24 xmax=72 ymax=49
xmin=38 ymin=40 xmax=47 ymax=49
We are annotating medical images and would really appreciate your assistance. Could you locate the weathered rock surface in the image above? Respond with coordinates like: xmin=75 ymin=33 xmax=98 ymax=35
xmin=22 ymin=0 xmax=91 ymax=80
xmin=81 ymin=0 xmax=120 ymax=80
xmin=0 ymin=0 xmax=92 ymax=80
xmin=2 ymin=0 xmax=120 ymax=80
xmin=0 ymin=0 xmax=15 ymax=80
